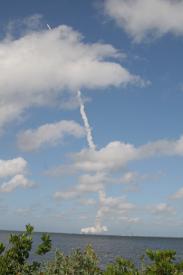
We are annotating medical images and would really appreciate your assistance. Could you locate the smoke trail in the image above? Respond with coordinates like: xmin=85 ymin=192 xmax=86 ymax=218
xmin=47 ymin=24 xmax=104 ymax=232
xmin=77 ymin=90 xmax=96 ymax=150
xmin=81 ymin=190 xmax=108 ymax=233
xmin=77 ymin=91 xmax=108 ymax=233
xmin=46 ymin=26 xmax=94 ymax=150
xmin=47 ymin=24 xmax=52 ymax=30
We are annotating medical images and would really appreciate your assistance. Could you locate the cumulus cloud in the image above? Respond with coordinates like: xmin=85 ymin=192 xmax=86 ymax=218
xmin=151 ymin=203 xmax=175 ymax=215
xmin=52 ymin=134 xmax=183 ymax=209
xmin=68 ymin=136 xmax=183 ymax=173
xmin=52 ymin=135 xmax=183 ymax=234
xmin=0 ymin=158 xmax=27 ymax=178
xmin=72 ymin=141 xmax=137 ymax=172
xmin=17 ymin=120 xmax=85 ymax=152
xmin=0 ymin=157 xmax=34 ymax=193
xmin=96 ymin=190 xmax=135 ymax=219
xmin=51 ymin=128 xmax=183 ymax=232
xmin=0 ymin=18 xmax=142 ymax=132
xmin=104 ymin=0 xmax=183 ymax=41
xmin=0 ymin=174 xmax=34 ymax=193
xmin=119 ymin=172 xmax=139 ymax=184
xmin=54 ymin=172 xmax=107 ymax=199
xmin=51 ymin=135 xmax=183 ymax=217
xmin=171 ymin=187 xmax=183 ymax=199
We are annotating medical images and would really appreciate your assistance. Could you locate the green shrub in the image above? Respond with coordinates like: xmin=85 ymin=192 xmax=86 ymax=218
xmin=104 ymin=257 xmax=139 ymax=275
xmin=1 ymin=224 xmax=183 ymax=274
xmin=143 ymin=249 xmax=183 ymax=275
xmin=0 ymin=224 xmax=51 ymax=275
xmin=39 ymin=244 xmax=102 ymax=275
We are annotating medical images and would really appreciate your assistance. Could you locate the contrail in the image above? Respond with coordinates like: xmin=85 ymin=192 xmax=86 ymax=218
xmin=77 ymin=90 xmax=96 ymax=150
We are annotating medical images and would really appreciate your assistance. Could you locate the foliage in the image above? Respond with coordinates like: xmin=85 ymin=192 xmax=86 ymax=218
xmin=1 ymin=225 xmax=183 ymax=274
xmin=39 ymin=244 xmax=102 ymax=275
xmin=0 ymin=224 xmax=51 ymax=275
xmin=104 ymin=257 xmax=139 ymax=275
xmin=143 ymin=249 xmax=183 ymax=275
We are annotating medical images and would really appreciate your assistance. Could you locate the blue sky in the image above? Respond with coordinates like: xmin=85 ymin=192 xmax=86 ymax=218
xmin=1 ymin=0 xmax=183 ymax=237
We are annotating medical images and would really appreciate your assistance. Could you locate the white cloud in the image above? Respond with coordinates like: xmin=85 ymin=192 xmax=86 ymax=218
xmin=54 ymin=172 xmax=107 ymax=199
xmin=151 ymin=203 xmax=175 ymax=215
xmin=0 ymin=18 xmax=142 ymax=132
xmin=72 ymin=141 xmax=137 ymax=172
xmin=78 ymin=173 xmax=108 ymax=192
xmin=68 ymin=136 xmax=183 ymax=173
xmin=171 ymin=187 xmax=183 ymax=199
xmin=119 ymin=172 xmax=139 ymax=184
xmin=49 ymin=135 xmax=183 ymax=208
xmin=17 ymin=120 xmax=85 ymax=152
xmin=104 ymin=0 xmax=183 ymax=42
xmin=51 ymin=135 xmax=183 ymax=233
xmin=0 ymin=157 xmax=27 ymax=178
xmin=54 ymin=190 xmax=80 ymax=200
xmin=0 ymin=174 xmax=34 ymax=193
xmin=97 ymin=191 xmax=135 ymax=219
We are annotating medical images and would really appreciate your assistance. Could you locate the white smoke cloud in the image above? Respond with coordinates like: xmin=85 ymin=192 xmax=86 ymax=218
xmin=76 ymin=90 xmax=108 ymax=233
xmin=81 ymin=222 xmax=108 ymax=234
xmin=80 ymin=190 xmax=136 ymax=233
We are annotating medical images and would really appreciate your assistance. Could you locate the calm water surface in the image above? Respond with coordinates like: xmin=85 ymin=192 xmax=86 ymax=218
xmin=1 ymin=231 xmax=183 ymax=267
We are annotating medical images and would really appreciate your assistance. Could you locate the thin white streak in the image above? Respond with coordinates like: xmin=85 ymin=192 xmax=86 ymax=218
xmin=46 ymin=24 xmax=52 ymax=30
xmin=77 ymin=90 xmax=96 ymax=150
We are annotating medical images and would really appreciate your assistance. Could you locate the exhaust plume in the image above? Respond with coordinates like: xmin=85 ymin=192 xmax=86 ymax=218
xmin=46 ymin=24 xmax=52 ymax=30
xmin=81 ymin=190 xmax=108 ymax=234
xmin=77 ymin=90 xmax=96 ymax=150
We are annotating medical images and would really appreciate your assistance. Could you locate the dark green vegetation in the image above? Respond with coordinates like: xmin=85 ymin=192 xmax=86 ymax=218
xmin=1 ymin=225 xmax=183 ymax=274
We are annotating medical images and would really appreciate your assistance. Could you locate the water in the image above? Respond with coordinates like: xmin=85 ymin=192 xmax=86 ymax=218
xmin=1 ymin=231 xmax=183 ymax=268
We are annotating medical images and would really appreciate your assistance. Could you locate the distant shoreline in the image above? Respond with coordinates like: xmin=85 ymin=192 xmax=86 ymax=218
xmin=0 ymin=229 xmax=183 ymax=239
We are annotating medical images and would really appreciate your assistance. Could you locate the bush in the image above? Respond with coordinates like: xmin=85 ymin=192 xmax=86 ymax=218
xmin=0 ymin=224 xmax=51 ymax=275
xmin=40 ymin=245 xmax=102 ymax=275
xmin=1 ymin=224 xmax=183 ymax=274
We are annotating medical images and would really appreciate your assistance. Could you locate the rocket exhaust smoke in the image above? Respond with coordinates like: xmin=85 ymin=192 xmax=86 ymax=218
xmin=77 ymin=90 xmax=107 ymax=233
xmin=46 ymin=24 xmax=52 ymax=30
xmin=46 ymin=24 xmax=105 ymax=233
xmin=77 ymin=90 xmax=96 ymax=150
